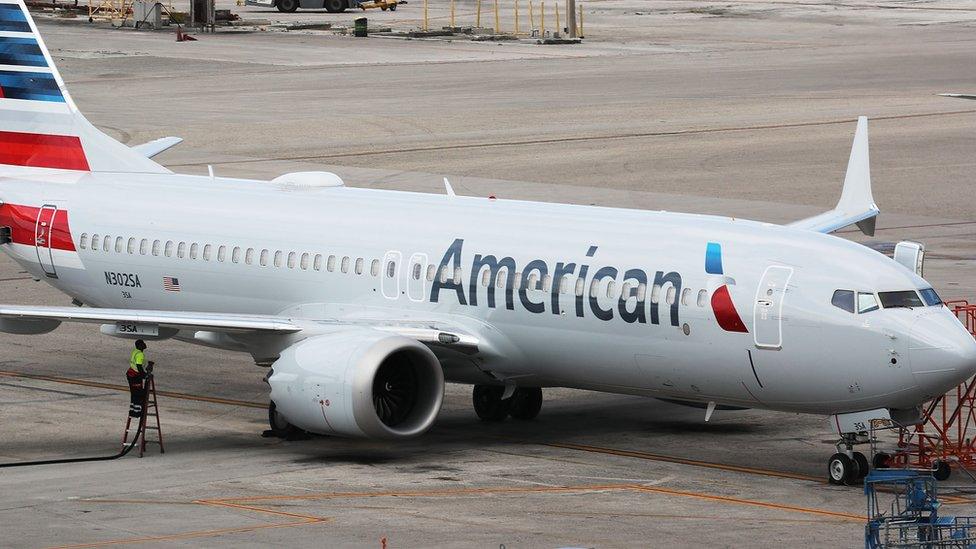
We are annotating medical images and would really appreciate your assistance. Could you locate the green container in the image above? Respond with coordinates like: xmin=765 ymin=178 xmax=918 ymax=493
xmin=354 ymin=17 xmax=367 ymax=37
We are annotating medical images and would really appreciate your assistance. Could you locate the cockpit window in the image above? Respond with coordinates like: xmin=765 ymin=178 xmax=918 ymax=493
xmin=879 ymin=290 xmax=924 ymax=309
xmin=920 ymin=288 xmax=943 ymax=307
xmin=831 ymin=290 xmax=855 ymax=313
xmin=858 ymin=292 xmax=880 ymax=314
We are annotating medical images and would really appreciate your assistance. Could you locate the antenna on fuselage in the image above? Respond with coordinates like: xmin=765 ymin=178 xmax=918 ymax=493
xmin=443 ymin=177 xmax=456 ymax=197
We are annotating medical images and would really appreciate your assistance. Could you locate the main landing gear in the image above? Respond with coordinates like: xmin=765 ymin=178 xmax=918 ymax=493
xmin=473 ymin=385 xmax=543 ymax=421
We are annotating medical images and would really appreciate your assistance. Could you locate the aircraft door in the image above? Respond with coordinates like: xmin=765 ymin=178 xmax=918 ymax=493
xmin=381 ymin=251 xmax=402 ymax=299
xmin=753 ymin=265 xmax=793 ymax=349
xmin=406 ymin=253 xmax=428 ymax=302
xmin=34 ymin=205 xmax=58 ymax=279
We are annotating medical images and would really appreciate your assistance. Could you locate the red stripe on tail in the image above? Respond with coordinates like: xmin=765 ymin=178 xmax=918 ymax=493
xmin=0 ymin=131 xmax=89 ymax=171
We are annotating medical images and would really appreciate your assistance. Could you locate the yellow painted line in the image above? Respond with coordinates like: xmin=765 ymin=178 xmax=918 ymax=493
xmin=631 ymin=485 xmax=864 ymax=522
xmin=0 ymin=370 xmax=266 ymax=409
xmin=544 ymin=441 xmax=823 ymax=482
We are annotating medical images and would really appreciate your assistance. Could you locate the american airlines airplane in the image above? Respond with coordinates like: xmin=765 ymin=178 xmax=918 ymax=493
xmin=1 ymin=0 xmax=974 ymax=485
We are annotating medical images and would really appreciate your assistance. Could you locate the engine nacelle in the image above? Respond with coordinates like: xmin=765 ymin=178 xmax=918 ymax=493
xmin=267 ymin=329 xmax=444 ymax=439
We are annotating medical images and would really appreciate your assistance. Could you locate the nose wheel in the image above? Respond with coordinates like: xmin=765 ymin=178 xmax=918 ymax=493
xmin=828 ymin=433 xmax=871 ymax=485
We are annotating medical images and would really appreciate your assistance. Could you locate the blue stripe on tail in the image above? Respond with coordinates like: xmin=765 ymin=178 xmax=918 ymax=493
xmin=0 ymin=37 xmax=47 ymax=67
xmin=0 ymin=70 xmax=62 ymax=102
xmin=0 ymin=4 xmax=31 ymax=33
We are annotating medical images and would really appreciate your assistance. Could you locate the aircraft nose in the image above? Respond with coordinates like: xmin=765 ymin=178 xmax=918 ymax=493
xmin=910 ymin=309 xmax=976 ymax=395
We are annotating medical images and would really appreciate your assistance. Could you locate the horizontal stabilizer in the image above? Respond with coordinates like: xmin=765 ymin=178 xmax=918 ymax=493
xmin=788 ymin=116 xmax=879 ymax=235
xmin=132 ymin=136 xmax=183 ymax=159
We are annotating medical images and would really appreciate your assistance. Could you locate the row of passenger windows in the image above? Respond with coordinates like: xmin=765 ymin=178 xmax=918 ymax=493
xmin=76 ymin=232 xmax=711 ymax=305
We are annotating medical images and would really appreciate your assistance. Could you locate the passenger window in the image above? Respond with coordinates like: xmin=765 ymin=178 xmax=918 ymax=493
xmin=621 ymin=282 xmax=633 ymax=298
xmin=920 ymin=287 xmax=942 ymax=307
xmin=126 ymin=238 xmax=135 ymax=254
xmin=80 ymin=233 xmax=88 ymax=250
xmin=681 ymin=288 xmax=691 ymax=306
xmin=857 ymin=292 xmax=879 ymax=314
xmin=638 ymin=283 xmax=647 ymax=301
xmin=178 ymin=242 xmax=187 ymax=259
xmin=203 ymin=244 xmax=212 ymax=261
xmin=697 ymin=289 xmax=707 ymax=307
xmin=387 ymin=261 xmax=396 ymax=278
xmin=164 ymin=240 xmax=174 ymax=257
xmin=575 ymin=278 xmax=585 ymax=297
xmin=140 ymin=239 xmax=148 ymax=255
xmin=301 ymin=253 xmax=310 ymax=270
xmin=103 ymin=235 xmax=111 ymax=252
xmin=217 ymin=245 xmax=226 ymax=263
xmin=355 ymin=257 xmax=363 ymax=275
xmin=650 ymin=284 xmax=661 ymax=304
xmin=232 ymin=247 xmax=241 ymax=264
xmin=439 ymin=266 xmax=449 ymax=283
xmin=91 ymin=234 xmax=99 ymax=250
xmin=413 ymin=263 xmax=422 ymax=280
xmin=274 ymin=251 xmax=283 ymax=268
xmin=455 ymin=267 xmax=463 ymax=282
xmin=560 ymin=276 xmax=571 ymax=294
xmin=190 ymin=243 xmax=198 ymax=259
xmin=481 ymin=269 xmax=490 ymax=287
xmin=313 ymin=254 xmax=323 ymax=271
xmin=260 ymin=249 xmax=269 ymax=267
xmin=666 ymin=286 xmax=676 ymax=305
xmin=115 ymin=236 xmax=124 ymax=253
xmin=341 ymin=256 xmax=350 ymax=273
xmin=528 ymin=273 xmax=539 ymax=290
xmin=831 ymin=290 xmax=855 ymax=313
xmin=542 ymin=274 xmax=552 ymax=292
xmin=372 ymin=259 xmax=381 ymax=277
xmin=426 ymin=264 xmax=435 ymax=281
xmin=605 ymin=280 xmax=615 ymax=299
xmin=152 ymin=240 xmax=161 ymax=256
xmin=327 ymin=255 xmax=336 ymax=272
xmin=513 ymin=273 xmax=522 ymax=290
xmin=244 ymin=248 xmax=253 ymax=265
xmin=287 ymin=252 xmax=296 ymax=269
xmin=498 ymin=273 xmax=507 ymax=289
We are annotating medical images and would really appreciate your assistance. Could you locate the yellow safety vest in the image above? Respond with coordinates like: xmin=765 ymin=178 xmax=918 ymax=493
xmin=129 ymin=349 xmax=145 ymax=373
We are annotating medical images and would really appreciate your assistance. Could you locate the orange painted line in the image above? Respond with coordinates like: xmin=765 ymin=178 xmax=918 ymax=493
xmin=631 ymin=485 xmax=865 ymax=522
xmin=544 ymin=441 xmax=823 ymax=482
xmin=0 ymin=370 xmax=266 ymax=409
xmin=44 ymin=519 xmax=321 ymax=549
xmin=198 ymin=499 xmax=330 ymax=522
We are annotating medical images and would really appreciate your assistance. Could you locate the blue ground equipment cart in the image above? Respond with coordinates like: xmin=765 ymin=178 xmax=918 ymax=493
xmin=865 ymin=469 xmax=976 ymax=548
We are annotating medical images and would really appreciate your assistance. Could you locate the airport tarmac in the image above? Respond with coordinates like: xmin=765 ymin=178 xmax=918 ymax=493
xmin=2 ymin=1 xmax=976 ymax=546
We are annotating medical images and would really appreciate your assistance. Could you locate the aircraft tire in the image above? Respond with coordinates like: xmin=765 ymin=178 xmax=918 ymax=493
xmin=853 ymin=452 xmax=869 ymax=479
xmin=933 ymin=460 xmax=952 ymax=481
xmin=268 ymin=400 xmax=298 ymax=437
xmin=473 ymin=385 xmax=511 ymax=421
xmin=509 ymin=388 xmax=543 ymax=420
xmin=872 ymin=452 xmax=892 ymax=469
xmin=324 ymin=0 xmax=346 ymax=12
xmin=828 ymin=452 xmax=857 ymax=485
xmin=276 ymin=0 xmax=299 ymax=12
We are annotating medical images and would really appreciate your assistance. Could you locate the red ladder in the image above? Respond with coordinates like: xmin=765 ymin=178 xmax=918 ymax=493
xmin=121 ymin=374 xmax=165 ymax=457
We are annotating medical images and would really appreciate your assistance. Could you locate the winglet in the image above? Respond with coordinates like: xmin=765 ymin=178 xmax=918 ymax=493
xmin=444 ymin=177 xmax=456 ymax=197
xmin=787 ymin=116 xmax=879 ymax=236
xmin=132 ymin=136 xmax=183 ymax=159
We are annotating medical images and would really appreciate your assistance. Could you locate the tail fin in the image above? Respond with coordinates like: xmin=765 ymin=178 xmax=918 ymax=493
xmin=0 ymin=0 xmax=168 ymax=173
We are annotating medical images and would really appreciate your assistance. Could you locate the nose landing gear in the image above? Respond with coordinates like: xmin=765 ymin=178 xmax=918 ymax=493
xmin=828 ymin=433 xmax=871 ymax=485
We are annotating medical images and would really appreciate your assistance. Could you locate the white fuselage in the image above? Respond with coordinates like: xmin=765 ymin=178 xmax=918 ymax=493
xmin=2 ymin=169 xmax=975 ymax=416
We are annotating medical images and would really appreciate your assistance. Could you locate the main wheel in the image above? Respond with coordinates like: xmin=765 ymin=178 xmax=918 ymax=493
xmin=853 ymin=452 xmax=870 ymax=479
xmin=324 ymin=0 xmax=346 ymax=12
xmin=828 ymin=453 xmax=858 ymax=485
xmin=933 ymin=460 xmax=952 ymax=481
xmin=276 ymin=0 xmax=299 ymax=12
xmin=473 ymin=385 xmax=511 ymax=421
xmin=509 ymin=388 xmax=543 ymax=420
xmin=268 ymin=401 xmax=298 ymax=437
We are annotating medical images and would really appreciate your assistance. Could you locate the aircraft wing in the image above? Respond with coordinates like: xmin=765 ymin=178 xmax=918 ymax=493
xmin=787 ymin=116 xmax=879 ymax=236
xmin=0 ymin=305 xmax=480 ymax=352
xmin=131 ymin=137 xmax=183 ymax=159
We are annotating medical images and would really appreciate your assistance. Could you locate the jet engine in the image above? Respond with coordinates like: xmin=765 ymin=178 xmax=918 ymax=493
xmin=267 ymin=329 xmax=444 ymax=439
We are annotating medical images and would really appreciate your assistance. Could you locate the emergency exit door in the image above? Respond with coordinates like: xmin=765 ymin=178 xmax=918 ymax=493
xmin=34 ymin=205 xmax=58 ymax=279
xmin=753 ymin=265 xmax=793 ymax=350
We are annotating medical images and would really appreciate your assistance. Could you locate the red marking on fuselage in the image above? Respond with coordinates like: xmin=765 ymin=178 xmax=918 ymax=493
xmin=0 ymin=131 xmax=89 ymax=171
xmin=0 ymin=203 xmax=75 ymax=251
xmin=712 ymin=285 xmax=748 ymax=333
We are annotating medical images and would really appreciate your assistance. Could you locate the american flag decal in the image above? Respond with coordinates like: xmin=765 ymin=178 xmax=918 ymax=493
xmin=162 ymin=276 xmax=181 ymax=292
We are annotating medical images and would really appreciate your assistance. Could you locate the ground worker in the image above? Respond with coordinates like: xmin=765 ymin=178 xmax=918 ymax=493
xmin=127 ymin=340 xmax=154 ymax=418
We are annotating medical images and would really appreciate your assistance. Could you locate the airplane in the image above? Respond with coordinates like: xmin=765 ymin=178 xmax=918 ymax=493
xmin=0 ymin=0 xmax=974 ymax=486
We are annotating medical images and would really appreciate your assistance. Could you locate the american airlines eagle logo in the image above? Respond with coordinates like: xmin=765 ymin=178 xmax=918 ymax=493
xmin=705 ymin=242 xmax=748 ymax=333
